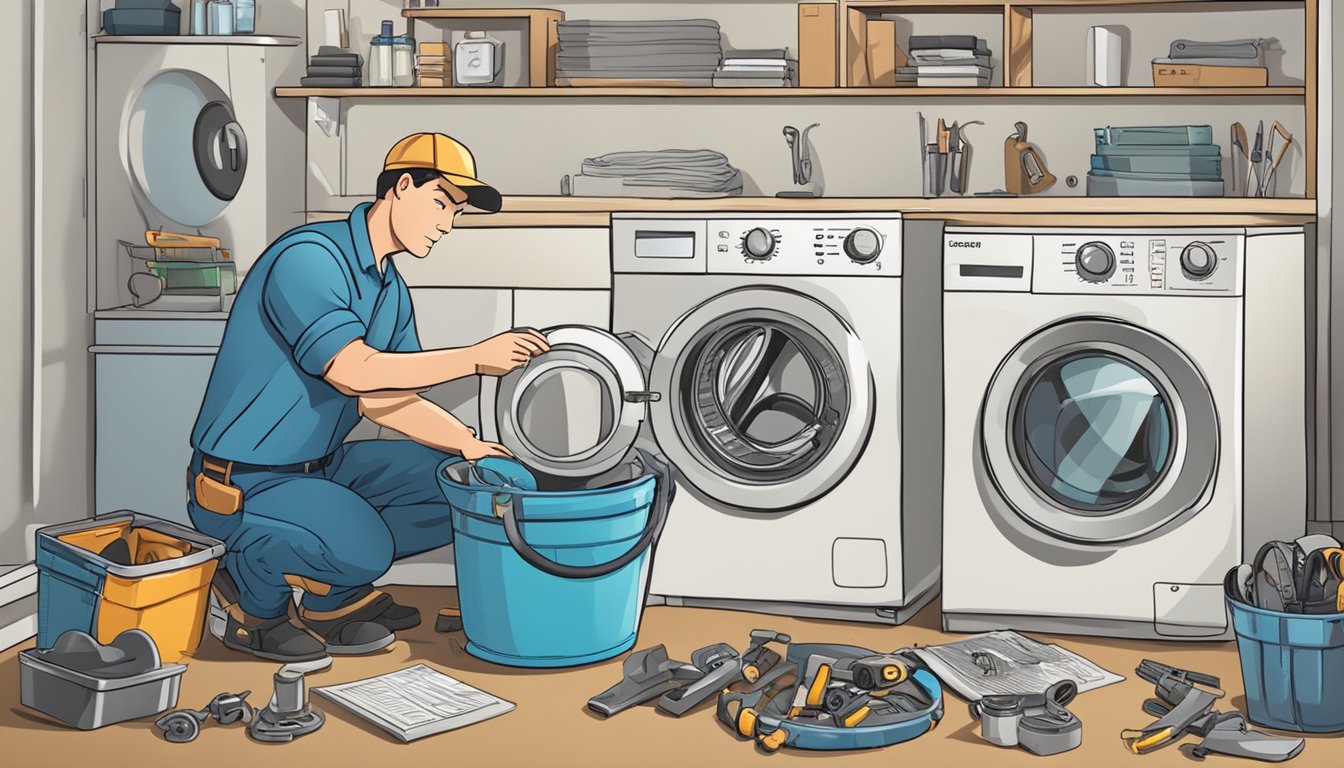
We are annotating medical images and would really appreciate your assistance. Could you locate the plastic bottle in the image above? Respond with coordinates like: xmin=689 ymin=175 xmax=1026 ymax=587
xmin=207 ymin=0 xmax=234 ymax=35
xmin=369 ymin=20 xmax=394 ymax=87
xmin=190 ymin=0 xmax=208 ymax=34
xmin=393 ymin=25 xmax=416 ymax=87
xmin=234 ymin=0 xmax=255 ymax=35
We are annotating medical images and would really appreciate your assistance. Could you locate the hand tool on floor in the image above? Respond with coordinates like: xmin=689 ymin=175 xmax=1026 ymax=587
xmin=969 ymin=680 xmax=1081 ymax=756
xmin=248 ymin=657 xmax=329 ymax=743
xmin=1231 ymin=122 xmax=1248 ymax=196
xmin=1258 ymin=120 xmax=1293 ymax=198
xmin=1123 ymin=660 xmax=1304 ymax=762
xmin=656 ymin=643 xmax=744 ymax=716
xmin=588 ymin=645 xmax=704 ymax=717
xmin=155 ymin=690 xmax=255 ymax=743
xmin=1245 ymin=120 xmax=1264 ymax=197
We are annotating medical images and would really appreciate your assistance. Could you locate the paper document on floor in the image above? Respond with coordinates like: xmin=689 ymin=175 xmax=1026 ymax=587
xmin=312 ymin=664 xmax=515 ymax=742
xmin=912 ymin=631 xmax=1124 ymax=700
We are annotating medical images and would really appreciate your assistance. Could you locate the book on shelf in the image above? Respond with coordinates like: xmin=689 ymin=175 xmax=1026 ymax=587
xmin=1095 ymin=125 xmax=1214 ymax=146
xmin=306 ymin=65 xmax=361 ymax=77
xmin=911 ymin=53 xmax=991 ymax=67
xmin=916 ymin=75 xmax=990 ymax=87
xmin=299 ymin=76 xmax=363 ymax=87
xmin=898 ymin=65 xmax=992 ymax=78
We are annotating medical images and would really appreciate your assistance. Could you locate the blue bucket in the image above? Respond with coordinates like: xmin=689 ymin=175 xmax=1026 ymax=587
xmin=1225 ymin=567 xmax=1344 ymax=733
xmin=437 ymin=450 xmax=673 ymax=668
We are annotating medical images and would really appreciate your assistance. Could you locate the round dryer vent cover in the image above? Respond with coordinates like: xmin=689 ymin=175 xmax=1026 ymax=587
xmin=126 ymin=69 xmax=246 ymax=228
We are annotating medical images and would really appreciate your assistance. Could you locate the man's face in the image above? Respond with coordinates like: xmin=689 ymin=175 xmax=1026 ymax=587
xmin=389 ymin=173 xmax=467 ymax=258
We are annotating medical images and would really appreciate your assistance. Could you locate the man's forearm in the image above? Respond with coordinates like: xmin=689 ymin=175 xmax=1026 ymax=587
xmin=360 ymin=394 xmax=479 ymax=454
xmin=329 ymin=342 xmax=478 ymax=394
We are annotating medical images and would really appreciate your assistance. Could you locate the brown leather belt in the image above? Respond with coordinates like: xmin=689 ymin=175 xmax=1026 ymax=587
xmin=201 ymin=452 xmax=334 ymax=480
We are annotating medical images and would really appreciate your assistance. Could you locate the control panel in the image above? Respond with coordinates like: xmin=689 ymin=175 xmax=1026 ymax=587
xmin=613 ymin=214 xmax=901 ymax=276
xmin=1034 ymin=232 xmax=1243 ymax=296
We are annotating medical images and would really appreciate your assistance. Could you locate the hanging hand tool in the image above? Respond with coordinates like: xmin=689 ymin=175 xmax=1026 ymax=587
xmin=948 ymin=120 xmax=983 ymax=196
xmin=1245 ymin=120 xmax=1264 ymax=197
xmin=1004 ymin=121 xmax=1056 ymax=195
xmin=1258 ymin=121 xmax=1293 ymax=198
xmin=1231 ymin=122 xmax=1248 ymax=196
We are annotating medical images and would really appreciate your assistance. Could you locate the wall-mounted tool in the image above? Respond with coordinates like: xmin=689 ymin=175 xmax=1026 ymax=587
xmin=949 ymin=120 xmax=984 ymax=195
xmin=1230 ymin=122 xmax=1249 ymax=196
xmin=1004 ymin=122 xmax=1056 ymax=195
xmin=778 ymin=123 xmax=821 ymax=198
xmin=1245 ymin=120 xmax=1264 ymax=197
xmin=1258 ymin=121 xmax=1293 ymax=198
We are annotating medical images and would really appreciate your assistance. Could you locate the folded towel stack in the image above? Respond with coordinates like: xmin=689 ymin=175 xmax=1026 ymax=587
xmin=564 ymin=149 xmax=744 ymax=198
xmin=713 ymin=48 xmax=798 ymax=88
xmin=556 ymin=19 xmax=724 ymax=86
xmin=301 ymin=45 xmax=363 ymax=88
xmin=898 ymin=35 xmax=994 ymax=87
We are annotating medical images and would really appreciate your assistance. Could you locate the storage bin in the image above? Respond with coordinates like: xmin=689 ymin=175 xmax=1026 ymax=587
xmin=36 ymin=512 xmax=225 ymax=662
xmin=437 ymin=451 xmax=672 ymax=668
xmin=19 ymin=630 xmax=185 ymax=730
xmin=1225 ymin=567 xmax=1344 ymax=733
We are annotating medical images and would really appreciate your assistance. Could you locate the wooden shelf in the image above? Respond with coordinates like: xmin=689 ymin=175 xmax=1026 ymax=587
xmin=847 ymin=0 xmax=1302 ymax=6
xmin=275 ymin=86 xmax=1305 ymax=98
xmin=308 ymin=196 xmax=1314 ymax=228
xmin=402 ymin=7 xmax=562 ymax=20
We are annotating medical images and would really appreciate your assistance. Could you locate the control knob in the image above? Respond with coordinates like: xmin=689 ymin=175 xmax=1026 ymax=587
xmin=1179 ymin=242 xmax=1218 ymax=280
xmin=743 ymin=228 xmax=776 ymax=260
xmin=843 ymin=227 xmax=883 ymax=264
xmin=1074 ymin=241 xmax=1116 ymax=283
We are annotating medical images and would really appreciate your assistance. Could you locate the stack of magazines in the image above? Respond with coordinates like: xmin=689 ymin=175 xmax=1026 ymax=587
xmin=713 ymin=48 xmax=797 ymax=87
xmin=1088 ymin=125 xmax=1224 ymax=197
xmin=898 ymin=36 xmax=993 ymax=87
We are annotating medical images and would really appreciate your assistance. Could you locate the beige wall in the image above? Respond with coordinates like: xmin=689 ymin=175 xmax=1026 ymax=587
xmin=0 ymin=1 xmax=95 ymax=564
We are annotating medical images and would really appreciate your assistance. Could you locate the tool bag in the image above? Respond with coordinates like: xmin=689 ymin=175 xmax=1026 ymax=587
xmin=716 ymin=643 xmax=942 ymax=752
xmin=1241 ymin=540 xmax=1344 ymax=615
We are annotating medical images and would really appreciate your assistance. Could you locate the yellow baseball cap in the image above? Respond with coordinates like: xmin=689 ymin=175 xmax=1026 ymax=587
xmin=383 ymin=132 xmax=502 ymax=213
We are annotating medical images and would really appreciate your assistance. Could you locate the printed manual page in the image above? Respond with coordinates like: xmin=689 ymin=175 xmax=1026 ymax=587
xmin=313 ymin=664 xmax=516 ymax=742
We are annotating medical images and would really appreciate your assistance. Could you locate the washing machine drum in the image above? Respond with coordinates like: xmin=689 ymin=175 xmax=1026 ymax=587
xmin=126 ymin=69 xmax=247 ymax=228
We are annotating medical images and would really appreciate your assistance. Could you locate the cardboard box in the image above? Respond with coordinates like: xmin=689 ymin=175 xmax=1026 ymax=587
xmin=1151 ymin=62 xmax=1268 ymax=87
xmin=798 ymin=3 xmax=838 ymax=87
xmin=419 ymin=41 xmax=451 ymax=56
xmin=846 ymin=7 xmax=869 ymax=86
xmin=865 ymin=18 xmax=906 ymax=87
xmin=418 ymin=77 xmax=449 ymax=87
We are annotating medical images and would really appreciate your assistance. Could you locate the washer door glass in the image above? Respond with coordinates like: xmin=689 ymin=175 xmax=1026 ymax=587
xmin=983 ymin=319 xmax=1218 ymax=544
xmin=650 ymin=287 xmax=873 ymax=512
xmin=1017 ymin=351 xmax=1173 ymax=513
xmin=127 ymin=70 xmax=245 ymax=228
xmin=493 ymin=327 xmax=650 ymax=478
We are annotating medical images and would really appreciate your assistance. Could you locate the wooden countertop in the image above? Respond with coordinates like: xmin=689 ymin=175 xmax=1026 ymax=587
xmin=309 ymin=197 xmax=1316 ymax=228
xmin=2 ymin=586 xmax=1327 ymax=768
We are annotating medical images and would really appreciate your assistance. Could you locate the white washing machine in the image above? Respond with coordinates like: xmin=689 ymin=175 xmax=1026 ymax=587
xmin=479 ymin=213 xmax=942 ymax=622
xmin=942 ymin=227 xmax=1307 ymax=640
xmin=94 ymin=37 xmax=304 ymax=309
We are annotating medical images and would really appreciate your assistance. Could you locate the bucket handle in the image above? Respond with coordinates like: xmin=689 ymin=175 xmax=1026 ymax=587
xmin=499 ymin=449 xmax=674 ymax=580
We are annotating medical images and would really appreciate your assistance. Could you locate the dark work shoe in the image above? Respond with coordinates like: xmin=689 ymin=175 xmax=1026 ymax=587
xmin=221 ymin=613 xmax=329 ymax=663
xmin=368 ymin=591 xmax=421 ymax=632
xmin=299 ymin=615 xmax=396 ymax=655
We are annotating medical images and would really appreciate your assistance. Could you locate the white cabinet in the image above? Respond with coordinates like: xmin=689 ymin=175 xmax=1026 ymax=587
xmin=93 ymin=318 xmax=223 ymax=527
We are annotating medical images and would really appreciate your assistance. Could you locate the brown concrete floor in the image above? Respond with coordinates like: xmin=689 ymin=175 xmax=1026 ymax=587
xmin=2 ymin=586 xmax=1338 ymax=767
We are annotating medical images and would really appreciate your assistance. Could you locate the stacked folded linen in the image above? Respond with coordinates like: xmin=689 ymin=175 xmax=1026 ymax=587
xmin=566 ymin=149 xmax=743 ymax=198
xmin=556 ymin=19 xmax=724 ymax=86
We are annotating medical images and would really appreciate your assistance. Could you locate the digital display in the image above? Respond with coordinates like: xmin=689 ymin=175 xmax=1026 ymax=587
xmin=634 ymin=231 xmax=695 ymax=259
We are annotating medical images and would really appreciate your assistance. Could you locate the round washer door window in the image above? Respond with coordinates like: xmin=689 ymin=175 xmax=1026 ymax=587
xmin=982 ymin=318 xmax=1218 ymax=543
xmin=649 ymin=287 xmax=873 ymax=512
xmin=493 ymin=326 xmax=649 ymax=478
xmin=126 ymin=70 xmax=246 ymax=228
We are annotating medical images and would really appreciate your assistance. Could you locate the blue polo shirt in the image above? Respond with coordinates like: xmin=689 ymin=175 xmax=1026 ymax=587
xmin=190 ymin=203 xmax=420 ymax=464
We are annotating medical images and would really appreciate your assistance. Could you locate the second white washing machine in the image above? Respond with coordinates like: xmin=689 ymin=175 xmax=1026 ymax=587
xmin=942 ymin=227 xmax=1307 ymax=640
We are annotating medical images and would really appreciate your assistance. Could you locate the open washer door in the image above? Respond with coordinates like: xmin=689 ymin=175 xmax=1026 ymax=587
xmin=484 ymin=326 xmax=658 ymax=478
xmin=648 ymin=287 xmax=874 ymax=513
xmin=981 ymin=318 xmax=1219 ymax=544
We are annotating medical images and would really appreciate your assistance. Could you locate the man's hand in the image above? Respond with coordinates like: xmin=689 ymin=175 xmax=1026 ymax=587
xmin=471 ymin=329 xmax=550 ymax=376
xmin=461 ymin=439 xmax=514 ymax=461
